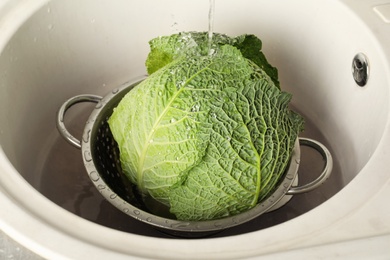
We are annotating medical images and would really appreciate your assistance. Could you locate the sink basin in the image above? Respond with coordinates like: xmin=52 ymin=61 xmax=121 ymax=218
xmin=0 ymin=0 xmax=389 ymax=258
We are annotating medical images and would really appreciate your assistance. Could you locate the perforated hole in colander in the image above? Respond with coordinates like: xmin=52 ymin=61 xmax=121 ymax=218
xmin=90 ymin=93 xmax=145 ymax=209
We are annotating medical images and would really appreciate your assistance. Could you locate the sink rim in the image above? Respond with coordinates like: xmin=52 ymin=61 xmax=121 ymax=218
xmin=1 ymin=124 xmax=390 ymax=259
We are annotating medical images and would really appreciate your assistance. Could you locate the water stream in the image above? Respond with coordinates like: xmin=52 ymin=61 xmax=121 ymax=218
xmin=208 ymin=0 xmax=215 ymax=54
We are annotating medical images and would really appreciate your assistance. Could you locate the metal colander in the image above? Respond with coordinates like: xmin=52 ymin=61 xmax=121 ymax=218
xmin=57 ymin=77 xmax=332 ymax=236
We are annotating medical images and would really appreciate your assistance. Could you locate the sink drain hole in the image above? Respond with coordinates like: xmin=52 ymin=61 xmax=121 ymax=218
xmin=352 ymin=53 xmax=369 ymax=87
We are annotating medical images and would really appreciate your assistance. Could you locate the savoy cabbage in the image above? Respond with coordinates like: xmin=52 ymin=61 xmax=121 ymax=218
xmin=108 ymin=32 xmax=304 ymax=221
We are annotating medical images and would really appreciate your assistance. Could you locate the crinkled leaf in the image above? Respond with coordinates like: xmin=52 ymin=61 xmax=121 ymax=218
xmin=109 ymin=46 xmax=255 ymax=204
xmin=110 ymin=35 xmax=304 ymax=221
xmin=146 ymin=32 xmax=279 ymax=88
xmin=169 ymin=73 xmax=302 ymax=220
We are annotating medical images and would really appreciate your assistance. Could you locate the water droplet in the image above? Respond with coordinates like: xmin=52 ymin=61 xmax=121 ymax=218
xmin=170 ymin=118 xmax=176 ymax=123
xmin=112 ymin=88 xmax=119 ymax=94
xmin=82 ymin=129 xmax=91 ymax=143
xmin=133 ymin=210 xmax=140 ymax=215
xmin=191 ymin=104 xmax=200 ymax=112
xmin=84 ymin=151 xmax=92 ymax=162
xmin=158 ymin=91 xmax=162 ymax=96
xmin=214 ymin=222 xmax=223 ymax=228
xmin=89 ymin=171 xmax=99 ymax=181
xmin=171 ymin=22 xmax=178 ymax=30
xmin=47 ymin=24 xmax=53 ymax=30
xmin=171 ymin=222 xmax=191 ymax=229
xmin=286 ymin=173 xmax=295 ymax=180
xmin=146 ymin=217 xmax=152 ymax=222
xmin=177 ymin=81 xmax=184 ymax=87
xmin=232 ymin=217 xmax=240 ymax=224
xmin=97 ymin=184 xmax=106 ymax=190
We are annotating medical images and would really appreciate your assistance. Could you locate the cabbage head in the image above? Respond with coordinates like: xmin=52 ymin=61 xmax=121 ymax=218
xmin=108 ymin=32 xmax=304 ymax=221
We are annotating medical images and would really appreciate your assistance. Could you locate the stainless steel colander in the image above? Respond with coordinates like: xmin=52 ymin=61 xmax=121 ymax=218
xmin=56 ymin=77 xmax=332 ymax=235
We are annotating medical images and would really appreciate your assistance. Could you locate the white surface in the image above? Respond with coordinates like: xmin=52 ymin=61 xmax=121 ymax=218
xmin=0 ymin=0 xmax=390 ymax=259
xmin=0 ymin=231 xmax=43 ymax=260
xmin=374 ymin=4 xmax=390 ymax=23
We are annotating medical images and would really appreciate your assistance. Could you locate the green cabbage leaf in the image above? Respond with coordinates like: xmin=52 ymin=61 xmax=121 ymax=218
xmin=108 ymin=33 xmax=304 ymax=220
xmin=146 ymin=32 xmax=280 ymax=88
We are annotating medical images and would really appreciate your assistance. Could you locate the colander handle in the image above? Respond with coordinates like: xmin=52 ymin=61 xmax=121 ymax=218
xmin=56 ymin=94 xmax=102 ymax=149
xmin=286 ymin=137 xmax=333 ymax=195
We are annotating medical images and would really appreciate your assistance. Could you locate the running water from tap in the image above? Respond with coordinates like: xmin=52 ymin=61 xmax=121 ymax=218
xmin=208 ymin=0 xmax=215 ymax=55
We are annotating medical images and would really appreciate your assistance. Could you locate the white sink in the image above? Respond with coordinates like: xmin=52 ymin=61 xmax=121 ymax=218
xmin=0 ymin=0 xmax=389 ymax=258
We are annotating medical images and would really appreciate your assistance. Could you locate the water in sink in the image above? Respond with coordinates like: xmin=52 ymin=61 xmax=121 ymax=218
xmin=36 ymin=96 xmax=342 ymax=238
